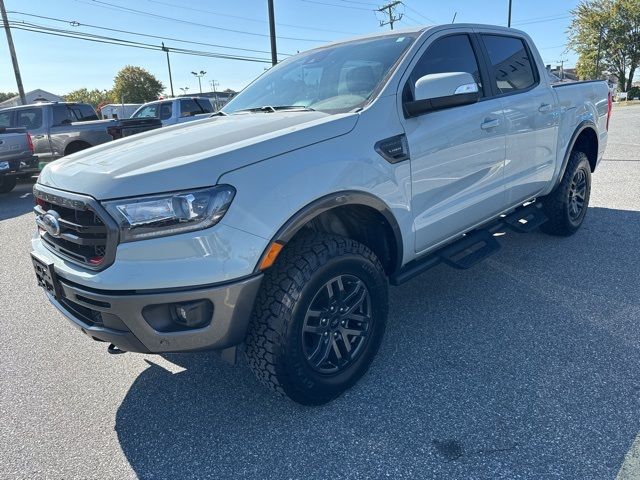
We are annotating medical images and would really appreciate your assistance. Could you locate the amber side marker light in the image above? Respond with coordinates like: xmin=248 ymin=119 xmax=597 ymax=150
xmin=259 ymin=242 xmax=284 ymax=270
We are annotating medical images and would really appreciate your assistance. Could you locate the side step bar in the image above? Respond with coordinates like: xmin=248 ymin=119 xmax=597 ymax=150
xmin=390 ymin=201 xmax=547 ymax=286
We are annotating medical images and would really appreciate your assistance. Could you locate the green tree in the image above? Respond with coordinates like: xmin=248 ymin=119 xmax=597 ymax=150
xmin=568 ymin=0 xmax=640 ymax=91
xmin=111 ymin=66 xmax=164 ymax=104
xmin=0 ymin=92 xmax=18 ymax=103
xmin=64 ymin=88 xmax=113 ymax=107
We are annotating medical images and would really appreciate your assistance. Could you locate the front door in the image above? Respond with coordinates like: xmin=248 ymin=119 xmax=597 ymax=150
xmin=400 ymin=33 xmax=507 ymax=253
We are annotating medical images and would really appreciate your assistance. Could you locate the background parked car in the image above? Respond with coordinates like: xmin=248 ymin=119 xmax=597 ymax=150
xmin=130 ymin=97 xmax=214 ymax=126
xmin=0 ymin=102 xmax=161 ymax=169
xmin=0 ymin=126 xmax=37 ymax=193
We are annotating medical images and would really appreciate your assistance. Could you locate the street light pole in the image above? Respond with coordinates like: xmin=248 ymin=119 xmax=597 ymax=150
xmin=508 ymin=0 xmax=512 ymax=27
xmin=191 ymin=70 xmax=206 ymax=94
xmin=162 ymin=42 xmax=174 ymax=97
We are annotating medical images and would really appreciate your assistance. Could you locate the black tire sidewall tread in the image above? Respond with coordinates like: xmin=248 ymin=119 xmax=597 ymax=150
xmin=0 ymin=176 xmax=17 ymax=193
xmin=540 ymin=151 xmax=592 ymax=236
xmin=245 ymin=233 xmax=388 ymax=405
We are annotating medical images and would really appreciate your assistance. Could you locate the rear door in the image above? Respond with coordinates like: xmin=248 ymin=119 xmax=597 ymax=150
xmin=399 ymin=31 xmax=507 ymax=253
xmin=479 ymin=33 xmax=559 ymax=204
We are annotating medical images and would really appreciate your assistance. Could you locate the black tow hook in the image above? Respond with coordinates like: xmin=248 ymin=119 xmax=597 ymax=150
xmin=107 ymin=343 xmax=127 ymax=355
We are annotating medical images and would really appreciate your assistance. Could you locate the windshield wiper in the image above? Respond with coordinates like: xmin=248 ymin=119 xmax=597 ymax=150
xmin=233 ymin=105 xmax=315 ymax=114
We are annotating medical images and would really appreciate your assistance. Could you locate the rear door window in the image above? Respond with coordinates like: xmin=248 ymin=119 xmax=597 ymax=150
xmin=160 ymin=102 xmax=173 ymax=120
xmin=15 ymin=108 xmax=43 ymax=129
xmin=194 ymin=98 xmax=213 ymax=113
xmin=481 ymin=35 xmax=537 ymax=94
xmin=179 ymin=99 xmax=201 ymax=117
xmin=52 ymin=105 xmax=74 ymax=125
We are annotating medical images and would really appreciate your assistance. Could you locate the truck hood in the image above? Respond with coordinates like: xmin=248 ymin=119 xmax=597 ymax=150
xmin=38 ymin=111 xmax=358 ymax=199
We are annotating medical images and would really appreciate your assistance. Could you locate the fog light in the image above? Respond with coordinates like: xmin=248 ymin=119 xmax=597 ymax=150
xmin=172 ymin=299 xmax=213 ymax=328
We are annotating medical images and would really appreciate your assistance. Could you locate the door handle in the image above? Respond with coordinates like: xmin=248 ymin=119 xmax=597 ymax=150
xmin=32 ymin=134 xmax=45 ymax=139
xmin=481 ymin=118 xmax=500 ymax=130
xmin=538 ymin=103 xmax=552 ymax=113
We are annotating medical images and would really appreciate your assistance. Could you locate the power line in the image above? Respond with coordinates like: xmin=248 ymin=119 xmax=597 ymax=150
xmin=401 ymin=2 xmax=437 ymax=24
xmin=76 ymin=0 xmax=331 ymax=42
xmin=143 ymin=0 xmax=358 ymax=35
xmin=9 ymin=10 xmax=293 ymax=57
xmin=299 ymin=0 xmax=374 ymax=11
xmin=7 ymin=20 xmax=273 ymax=63
xmin=512 ymin=14 xmax=571 ymax=26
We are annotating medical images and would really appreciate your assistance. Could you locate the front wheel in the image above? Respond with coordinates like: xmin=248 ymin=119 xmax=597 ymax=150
xmin=540 ymin=151 xmax=592 ymax=236
xmin=0 ymin=176 xmax=17 ymax=193
xmin=245 ymin=233 xmax=388 ymax=405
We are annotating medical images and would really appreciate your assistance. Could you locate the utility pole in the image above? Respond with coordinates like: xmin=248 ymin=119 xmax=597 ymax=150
xmin=507 ymin=0 xmax=512 ymax=27
xmin=191 ymin=70 xmax=206 ymax=94
xmin=0 ymin=0 xmax=26 ymax=105
xmin=209 ymin=79 xmax=219 ymax=109
xmin=557 ymin=58 xmax=567 ymax=80
xmin=377 ymin=1 xmax=402 ymax=30
xmin=162 ymin=43 xmax=174 ymax=97
xmin=267 ymin=0 xmax=277 ymax=66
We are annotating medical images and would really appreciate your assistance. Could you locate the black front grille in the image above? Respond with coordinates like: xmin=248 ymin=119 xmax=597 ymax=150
xmin=33 ymin=185 xmax=118 ymax=270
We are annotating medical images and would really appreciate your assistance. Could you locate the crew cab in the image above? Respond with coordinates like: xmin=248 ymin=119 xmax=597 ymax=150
xmin=130 ymin=97 xmax=214 ymax=126
xmin=30 ymin=25 xmax=610 ymax=405
xmin=0 ymin=102 xmax=161 ymax=168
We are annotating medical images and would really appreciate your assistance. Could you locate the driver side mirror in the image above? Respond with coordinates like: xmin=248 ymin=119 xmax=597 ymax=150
xmin=404 ymin=72 xmax=480 ymax=118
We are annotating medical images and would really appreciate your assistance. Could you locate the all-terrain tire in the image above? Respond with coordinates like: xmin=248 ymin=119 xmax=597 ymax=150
xmin=245 ymin=233 xmax=388 ymax=405
xmin=0 ymin=176 xmax=17 ymax=194
xmin=540 ymin=151 xmax=591 ymax=236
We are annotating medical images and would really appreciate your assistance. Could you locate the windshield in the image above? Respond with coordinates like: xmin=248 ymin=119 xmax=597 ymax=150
xmin=131 ymin=104 xmax=160 ymax=119
xmin=222 ymin=33 xmax=416 ymax=115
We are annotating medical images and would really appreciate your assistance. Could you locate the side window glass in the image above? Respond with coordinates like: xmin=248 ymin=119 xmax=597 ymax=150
xmin=77 ymin=104 xmax=99 ymax=121
xmin=53 ymin=105 xmax=73 ymax=125
xmin=481 ymin=35 xmax=536 ymax=94
xmin=194 ymin=99 xmax=213 ymax=113
xmin=0 ymin=111 xmax=12 ymax=127
xmin=180 ymin=99 xmax=200 ymax=117
xmin=160 ymin=103 xmax=173 ymax=120
xmin=16 ymin=108 xmax=43 ymax=129
xmin=405 ymin=34 xmax=483 ymax=102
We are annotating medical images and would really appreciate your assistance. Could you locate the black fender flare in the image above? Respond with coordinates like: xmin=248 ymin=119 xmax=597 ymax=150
xmin=553 ymin=120 xmax=598 ymax=190
xmin=254 ymin=190 xmax=404 ymax=274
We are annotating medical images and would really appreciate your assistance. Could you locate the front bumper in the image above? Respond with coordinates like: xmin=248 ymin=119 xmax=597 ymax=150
xmin=40 ymin=266 xmax=263 ymax=353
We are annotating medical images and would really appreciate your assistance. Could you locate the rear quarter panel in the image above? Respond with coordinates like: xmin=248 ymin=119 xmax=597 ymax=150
xmin=547 ymin=81 xmax=609 ymax=193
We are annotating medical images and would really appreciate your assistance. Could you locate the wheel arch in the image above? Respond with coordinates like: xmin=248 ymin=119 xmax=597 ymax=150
xmin=254 ymin=191 xmax=404 ymax=277
xmin=64 ymin=140 xmax=92 ymax=156
xmin=555 ymin=121 xmax=599 ymax=189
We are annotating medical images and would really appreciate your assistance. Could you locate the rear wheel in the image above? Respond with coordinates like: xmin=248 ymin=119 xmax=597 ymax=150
xmin=540 ymin=151 xmax=591 ymax=236
xmin=0 ymin=176 xmax=17 ymax=193
xmin=245 ymin=233 xmax=388 ymax=405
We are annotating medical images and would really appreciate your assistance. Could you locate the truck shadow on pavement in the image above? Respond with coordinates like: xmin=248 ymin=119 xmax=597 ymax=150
xmin=0 ymin=181 xmax=36 ymax=221
xmin=114 ymin=206 xmax=640 ymax=480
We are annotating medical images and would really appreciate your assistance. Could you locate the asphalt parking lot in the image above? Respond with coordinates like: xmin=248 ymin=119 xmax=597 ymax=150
xmin=1 ymin=106 xmax=639 ymax=480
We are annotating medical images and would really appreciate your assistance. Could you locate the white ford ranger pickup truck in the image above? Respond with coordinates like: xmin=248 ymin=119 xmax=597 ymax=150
xmin=31 ymin=24 xmax=611 ymax=404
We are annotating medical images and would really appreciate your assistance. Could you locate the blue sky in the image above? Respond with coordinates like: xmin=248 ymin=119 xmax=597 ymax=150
xmin=1 ymin=0 xmax=579 ymax=96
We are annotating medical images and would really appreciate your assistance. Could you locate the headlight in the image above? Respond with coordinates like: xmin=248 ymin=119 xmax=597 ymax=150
xmin=103 ymin=185 xmax=235 ymax=242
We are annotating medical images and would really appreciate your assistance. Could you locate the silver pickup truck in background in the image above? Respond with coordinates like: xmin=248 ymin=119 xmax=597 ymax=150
xmin=130 ymin=97 xmax=214 ymax=126
xmin=0 ymin=127 xmax=37 ymax=193
xmin=0 ymin=102 xmax=162 ymax=168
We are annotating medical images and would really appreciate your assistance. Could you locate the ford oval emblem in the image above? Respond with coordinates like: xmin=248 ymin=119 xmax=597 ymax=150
xmin=41 ymin=210 xmax=61 ymax=237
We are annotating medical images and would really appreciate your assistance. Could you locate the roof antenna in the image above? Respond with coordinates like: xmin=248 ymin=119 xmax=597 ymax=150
xmin=451 ymin=12 xmax=458 ymax=23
